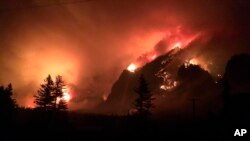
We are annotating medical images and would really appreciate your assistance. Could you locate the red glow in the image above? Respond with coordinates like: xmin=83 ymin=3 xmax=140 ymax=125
xmin=189 ymin=58 xmax=198 ymax=65
xmin=127 ymin=27 xmax=202 ymax=70
xmin=26 ymin=98 xmax=35 ymax=108
xmin=172 ymin=42 xmax=182 ymax=49
xmin=185 ymin=58 xmax=210 ymax=71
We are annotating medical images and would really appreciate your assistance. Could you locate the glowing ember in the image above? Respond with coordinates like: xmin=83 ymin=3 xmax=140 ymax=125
xmin=127 ymin=63 xmax=137 ymax=72
xmin=102 ymin=95 xmax=108 ymax=101
xmin=160 ymin=85 xmax=173 ymax=90
xmin=173 ymin=81 xmax=177 ymax=87
xmin=160 ymin=83 xmax=178 ymax=91
xmin=160 ymin=85 xmax=167 ymax=90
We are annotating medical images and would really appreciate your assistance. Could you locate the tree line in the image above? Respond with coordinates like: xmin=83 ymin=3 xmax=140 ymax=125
xmin=34 ymin=75 xmax=67 ymax=111
xmin=0 ymin=75 xmax=68 ymax=113
xmin=1 ymin=53 xmax=250 ymax=120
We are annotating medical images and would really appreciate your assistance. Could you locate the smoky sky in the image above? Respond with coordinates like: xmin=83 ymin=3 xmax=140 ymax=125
xmin=0 ymin=0 xmax=250 ymax=110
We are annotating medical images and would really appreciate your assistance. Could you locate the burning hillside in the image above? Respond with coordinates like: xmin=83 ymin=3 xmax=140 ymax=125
xmin=101 ymin=35 xmax=222 ymax=117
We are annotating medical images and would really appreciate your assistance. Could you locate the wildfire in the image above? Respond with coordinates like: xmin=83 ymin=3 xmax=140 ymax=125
xmin=172 ymin=42 xmax=182 ymax=49
xmin=56 ymin=88 xmax=71 ymax=103
xmin=127 ymin=63 xmax=137 ymax=73
xmin=185 ymin=58 xmax=209 ymax=71
xmin=160 ymin=85 xmax=167 ymax=90
xmin=62 ymin=88 xmax=71 ymax=102
xmin=126 ymin=27 xmax=202 ymax=74
xmin=160 ymin=81 xmax=178 ymax=91
xmin=189 ymin=58 xmax=198 ymax=65
xmin=151 ymin=54 xmax=157 ymax=60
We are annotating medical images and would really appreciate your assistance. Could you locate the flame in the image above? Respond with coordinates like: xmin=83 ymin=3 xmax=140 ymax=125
xmin=172 ymin=42 xmax=182 ymax=49
xmin=189 ymin=58 xmax=198 ymax=65
xmin=56 ymin=88 xmax=71 ymax=103
xmin=151 ymin=54 xmax=157 ymax=60
xmin=127 ymin=63 xmax=137 ymax=72
xmin=62 ymin=88 xmax=71 ymax=102
xmin=185 ymin=58 xmax=209 ymax=71
xmin=126 ymin=27 xmax=202 ymax=71
xmin=160 ymin=85 xmax=167 ymax=90
xmin=160 ymin=81 xmax=178 ymax=91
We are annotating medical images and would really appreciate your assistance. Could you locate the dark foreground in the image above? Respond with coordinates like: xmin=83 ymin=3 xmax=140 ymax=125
xmin=1 ymin=109 xmax=249 ymax=141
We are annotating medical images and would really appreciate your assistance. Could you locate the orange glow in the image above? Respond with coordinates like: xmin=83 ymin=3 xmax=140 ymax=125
xmin=126 ymin=27 xmax=202 ymax=71
xmin=26 ymin=98 xmax=35 ymax=108
xmin=62 ymin=88 xmax=71 ymax=102
xmin=160 ymin=81 xmax=178 ymax=91
xmin=186 ymin=58 xmax=209 ymax=71
xmin=127 ymin=63 xmax=137 ymax=73
xmin=131 ymin=32 xmax=166 ymax=54
xmin=20 ymin=39 xmax=82 ymax=88
xmin=189 ymin=58 xmax=198 ymax=65
xmin=172 ymin=42 xmax=182 ymax=49
xmin=169 ymin=33 xmax=200 ymax=50
xmin=151 ymin=54 xmax=157 ymax=60
xmin=160 ymin=85 xmax=167 ymax=90
xmin=102 ymin=95 xmax=108 ymax=101
xmin=56 ymin=88 xmax=71 ymax=103
xmin=17 ymin=45 xmax=79 ymax=108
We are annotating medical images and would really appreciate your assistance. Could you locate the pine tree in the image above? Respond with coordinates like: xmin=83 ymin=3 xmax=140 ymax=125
xmin=53 ymin=75 xmax=66 ymax=109
xmin=0 ymin=83 xmax=17 ymax=126
xmin=34 ymin=75 xmax=68 ymax=111
xmin=0 ymin=83 xmax=17 ymax=112
xmin=134 ymin=75 xmax=154 ymax=118
xmin=34 ymin=75 xmax=54 ymax=110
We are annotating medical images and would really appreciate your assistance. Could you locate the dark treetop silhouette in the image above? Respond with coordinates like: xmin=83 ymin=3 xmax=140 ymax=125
xmin=133 ymin=75 xmax=154 ymax=118
xmin=0 ymin=83 xmax=17 ymax=118
xmin=34 ymin=75 xmax=68 ymax=110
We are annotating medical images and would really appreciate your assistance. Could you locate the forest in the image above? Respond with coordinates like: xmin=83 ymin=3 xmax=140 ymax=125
xmin=1 ymin=54 xmax=250 ymax=140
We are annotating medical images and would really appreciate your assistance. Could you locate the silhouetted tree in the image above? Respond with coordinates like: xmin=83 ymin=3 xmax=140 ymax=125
xmin=0 ymin=83 xmax=17 ymax=127
xmin=34 ymin=75 xmax=54 ymax=110
xmin=134 ymin=75 xmax=154 ymax=118
xmin=0 ymin=83 xmax=17 ymax=113
xmin=53 ymin=75 xmax=67 ymax=110
xmin=34 ymin=75 xmax=68 ymax=111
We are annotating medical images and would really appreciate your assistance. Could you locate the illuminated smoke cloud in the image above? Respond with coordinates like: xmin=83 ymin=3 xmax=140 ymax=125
xmin=128 ymin=27 xmax=202 ymax=70
xmin=0 ymin=0 xmax=250 ymax=111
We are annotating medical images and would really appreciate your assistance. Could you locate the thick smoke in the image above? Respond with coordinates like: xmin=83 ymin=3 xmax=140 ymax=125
xmin=0 ymin=0 xmax=250 ymax=110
